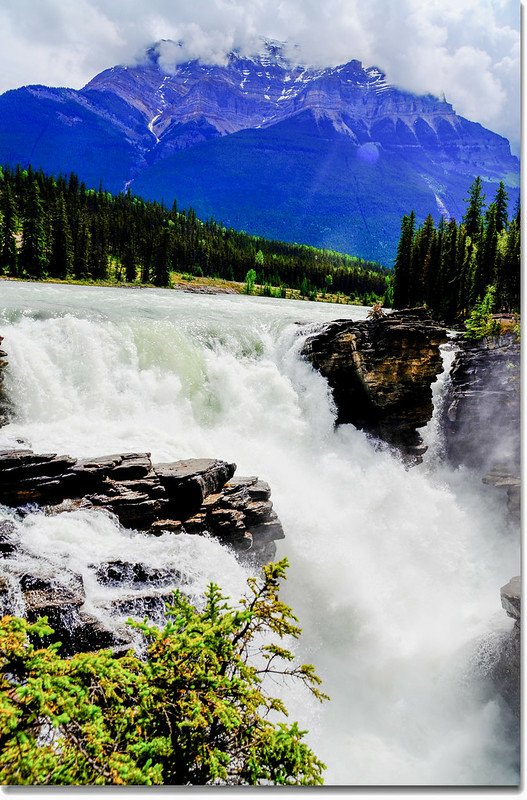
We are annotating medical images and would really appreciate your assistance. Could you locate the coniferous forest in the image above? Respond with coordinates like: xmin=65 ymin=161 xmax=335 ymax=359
xmin=392 ymin=178 xmax=520 ymax=322
xmin=0 ymin=164 xmax=389 ymax=302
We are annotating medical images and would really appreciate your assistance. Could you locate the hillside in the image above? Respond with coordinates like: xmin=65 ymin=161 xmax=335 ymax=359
xmin=0 ymin=41 xmax=519 ymax=264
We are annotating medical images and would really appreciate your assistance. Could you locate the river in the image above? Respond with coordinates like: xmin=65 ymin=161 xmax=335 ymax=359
xmin=0 ymin=281 xmax=520 ymax=785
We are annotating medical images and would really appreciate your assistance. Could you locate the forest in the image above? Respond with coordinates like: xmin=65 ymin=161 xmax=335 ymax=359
xmin=392 ymin=177 xmax=520 ymax=323
xmin=0 ymin=164 xmax=389 ymax=302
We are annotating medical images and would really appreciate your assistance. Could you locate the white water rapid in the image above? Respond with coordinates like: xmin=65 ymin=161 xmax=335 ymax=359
xmin=0 ymin=282 xmax=520 ymax=786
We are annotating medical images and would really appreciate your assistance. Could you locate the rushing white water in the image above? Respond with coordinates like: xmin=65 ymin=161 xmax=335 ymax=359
xmin=0 ymin=281 xmax=520 ymax=786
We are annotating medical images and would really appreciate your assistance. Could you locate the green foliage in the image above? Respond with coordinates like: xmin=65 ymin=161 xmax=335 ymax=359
xmin=0 ymin=164 xmax=388 ymax=299
xmin=463 ymin=176 xmax=486 ymax=238
xmin=244 ymin=268 xmax=256 ymax=294
xmin=464 ymin=285 xmax=500 ymax=340
xmin=0 ymin=560 xmax=326 ymax=786
xmin=393 ymin=178 xmax=520 ymax=322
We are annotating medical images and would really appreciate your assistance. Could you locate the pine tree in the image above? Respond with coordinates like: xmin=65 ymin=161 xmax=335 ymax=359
xmin=438 ymin=218 xmax=458 ymax=320
xmin=48 ymin=194 xmax=73 ymax=278
xmin=73 ymin=213 xmax=91 ymax=279
xmin=471 ymin=203 xmax=498 ymax=304
xmin=393 ymin=211 xmax=415 ymax=308
xmin=21 ymin=180 xmax=48 ymax=277
xmin=0 ymin=183 xmax=18 ymax=276
xmin=500 ymin=215 xmax=520 ymax=311
xmin=88 ymin=217 xmax=109 ymax=280
xmin=493 ymin=181 xmax=509 ymax=233
xmin=122 ymin=241 xmax=137 ymax=283
xmin=462 ymin=176 xmax=485 ymax=240
xmin=152 ymin=228 xmax=172 ymax=287
xmin=410 ymin=213 xmax=434 ymax=305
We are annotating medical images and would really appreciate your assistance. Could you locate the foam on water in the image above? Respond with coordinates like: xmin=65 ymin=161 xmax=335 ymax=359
xmin=0 ymin=282 xmax=519 ymax=785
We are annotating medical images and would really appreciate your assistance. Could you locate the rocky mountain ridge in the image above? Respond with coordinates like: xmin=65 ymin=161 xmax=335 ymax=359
xmin=0 ymin=41 xmax=519 ymax=263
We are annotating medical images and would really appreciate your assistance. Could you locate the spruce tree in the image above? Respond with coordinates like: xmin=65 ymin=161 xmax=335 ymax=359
xmin=410 ymin=213 xmax=434 ymax=306
xmin=152 ymin=228 xmax=172 ymax=287
xmin=0 ymin=183 xmax=18 ymax=276
xmin=462 ymin=176 xmax=485 ymax=240
xmin=493 ymin=181 xmax=509 ymax=233
xmin=122 ymin=241 xmax=137 ymax=283
xmin=49 ymin=194 xmax=73 ymax=278
xmin=393 ymin=211 xmax=415 ymax=308
xmin=21 ymin=180 xmax=48 ymax=277
xmin=73 ymin=213 xmax=91 ymax=279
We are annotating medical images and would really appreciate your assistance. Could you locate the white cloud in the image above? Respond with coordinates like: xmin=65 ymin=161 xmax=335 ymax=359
xmin=0 ymin=0 xmax=519 ymax=152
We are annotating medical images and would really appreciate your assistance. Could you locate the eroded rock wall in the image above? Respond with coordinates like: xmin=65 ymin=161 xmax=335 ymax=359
xmin=443 ymin=334 xmax=520 ymax=472
xmin=301 ymin=309 xmax=446 ymax=460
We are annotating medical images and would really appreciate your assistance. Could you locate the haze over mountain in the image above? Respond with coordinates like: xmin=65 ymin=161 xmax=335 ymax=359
xmin=0 ymin=40 xmax=519 ymax=263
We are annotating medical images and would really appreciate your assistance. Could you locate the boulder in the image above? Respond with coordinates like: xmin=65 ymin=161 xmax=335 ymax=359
xmin=487 ymin=576 xmax=521 ymax=720
xmin=95 ymin=560 xmax=181 ymax=588
xmin=0 ymin=520 xmax=19 ymax=555
xmin=501 ymin=576 xmax=521 ymax=625
xmin=154 ymin=458 xmax=236 ymax=518
xmin=302 ymin=309 xmax=446 ymax=460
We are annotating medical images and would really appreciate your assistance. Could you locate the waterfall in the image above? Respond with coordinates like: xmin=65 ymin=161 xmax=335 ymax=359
xmin=0 ymin=281 xmax=520 ymax=785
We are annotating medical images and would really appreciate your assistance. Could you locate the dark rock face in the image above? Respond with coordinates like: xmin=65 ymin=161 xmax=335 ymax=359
xmin=443 ymin=334 xmax=520 ymax=472
xmin=154 ymin=458 xmax=236 ymax=519
xmin=302 ymin=309 xmax=446 ymax=460
xmin=0 ymin=449 xmax=283 ymax=562
xmin=444 ymin=338 xmax=520 ymax=721
xmin=501 ymin=576 xmax=521 ymax=624
xmin=0 ymin=336 xmax=9 ymax=426
xmin=488 ymin=577 xmax=521 ymax=720
xmin=443 ymin=333 xmax=520 ymax=520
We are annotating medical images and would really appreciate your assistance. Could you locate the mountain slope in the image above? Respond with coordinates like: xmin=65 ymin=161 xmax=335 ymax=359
xmin=0 ymin=41 xmax=519 ymax=263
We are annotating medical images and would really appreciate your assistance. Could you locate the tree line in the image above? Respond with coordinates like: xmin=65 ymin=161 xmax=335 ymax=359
xmin=0 ymin=164 xmax=389 ymax=301
xmin=392 ymin=177 xmax=520 ymax=322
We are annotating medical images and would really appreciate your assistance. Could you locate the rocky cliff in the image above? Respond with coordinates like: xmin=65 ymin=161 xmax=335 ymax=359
xmin=301 ymin=309 xmax=446 ymax=460
xmin=443 ymin=333 xmax=520 ymax=720
xmin=442 ymin=333 xmax=520 ymax=519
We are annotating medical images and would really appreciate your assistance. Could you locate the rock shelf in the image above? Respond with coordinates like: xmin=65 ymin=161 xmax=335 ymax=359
xmin=0 ymin=449 xmax=284 ymax=563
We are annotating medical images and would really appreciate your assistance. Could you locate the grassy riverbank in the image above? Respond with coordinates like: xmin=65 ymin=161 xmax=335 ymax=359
xmin=0 ymin=272 xmax=373 ymax=306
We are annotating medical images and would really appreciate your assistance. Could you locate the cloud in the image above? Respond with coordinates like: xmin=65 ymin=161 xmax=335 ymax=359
xmin=0 ymin=0 xmax=519 ymax=152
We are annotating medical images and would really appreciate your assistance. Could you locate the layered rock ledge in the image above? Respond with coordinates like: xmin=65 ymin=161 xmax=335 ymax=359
xmin=301 ymin=309 xmax=446 ymax=460
xmin=0 ymin=449 xmax=284 ymax=564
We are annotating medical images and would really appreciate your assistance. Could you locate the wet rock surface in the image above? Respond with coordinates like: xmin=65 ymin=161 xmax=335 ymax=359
xmin=444 ymin=335 xmax=520 ymax=717
xmin=491 ymin=577 xmax=521 ymax=720
xmin=443 ymin=333 xmax=520 ymax=523
xmin=0 ymin=450 xmax=283 ymax=561
xmin=0 ymin=335 xmax=8 ymax=427
xmin=301 ymin=308 xmax=446 ymax=460
xmin=443 ymin=334 xmax=520 ymax=474
xmin=0 ymin=451 xmax=284 ymax=655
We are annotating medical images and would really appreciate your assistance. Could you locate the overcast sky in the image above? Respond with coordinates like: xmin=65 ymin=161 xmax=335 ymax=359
xmin=0 ymin=0 xmax=520 ymax=152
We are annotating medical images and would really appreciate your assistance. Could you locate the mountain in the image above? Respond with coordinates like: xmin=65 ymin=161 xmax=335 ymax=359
xmin=0 ymin=40 xmax=519 ymax=264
